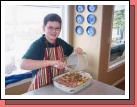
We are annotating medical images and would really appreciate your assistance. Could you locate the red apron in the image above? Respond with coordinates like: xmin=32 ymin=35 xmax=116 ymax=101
xmin=28 ymin=45 xmax=64 ymax=91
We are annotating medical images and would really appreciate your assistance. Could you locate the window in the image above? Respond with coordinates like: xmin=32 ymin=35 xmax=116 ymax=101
xmin=109 ymin=5 xmax=125 ymax=69
xmin=5 ymin=5 xmax=67 ymax=75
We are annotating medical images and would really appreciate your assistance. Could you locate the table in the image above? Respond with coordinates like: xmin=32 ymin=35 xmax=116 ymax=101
xmin=23 ymin=80 xmax=125 ymax=95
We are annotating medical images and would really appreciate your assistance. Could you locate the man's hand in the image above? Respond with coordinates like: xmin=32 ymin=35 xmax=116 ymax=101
xmin=74 ymin=47 xmax=83 ymax=54
xmin=52 ymin=60 xmax=66 ymax=70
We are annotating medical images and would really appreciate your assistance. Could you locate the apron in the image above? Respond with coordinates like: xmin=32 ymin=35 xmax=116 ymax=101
xmin=28 ymin=45 xmax=65 ymax=91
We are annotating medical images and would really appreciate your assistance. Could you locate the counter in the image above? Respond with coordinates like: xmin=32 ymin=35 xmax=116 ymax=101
xmin=23 ymin=80 xmax=124 ymax=95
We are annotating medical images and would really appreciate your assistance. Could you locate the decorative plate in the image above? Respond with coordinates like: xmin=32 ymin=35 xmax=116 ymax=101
xmin=76 ymin=15 xmax=84 ymax=24
xmin=75 ymin=26 xmax=84 ymax=35
xmin=87 ymin=5 xmax=97 ymax=12
xmin=76 ymin=5 xmax=85 ymax=13
xmin=87 ymin=14 xmax=96 ymax=24
xmin=86 ymin=26 xmax=96 ymax=36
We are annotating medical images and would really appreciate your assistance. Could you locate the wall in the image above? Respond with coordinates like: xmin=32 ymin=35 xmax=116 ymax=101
xmin=70 ymin=5 xmax=103 ymax=79
xmin=70 ymin=5 xmax=125 ymax=85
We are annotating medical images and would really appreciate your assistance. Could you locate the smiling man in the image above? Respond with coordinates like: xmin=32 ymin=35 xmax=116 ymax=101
xmin=20 ymin=13 xmax=83 ymax=91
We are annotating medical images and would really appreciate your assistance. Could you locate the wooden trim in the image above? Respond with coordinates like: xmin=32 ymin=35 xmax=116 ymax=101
xmin=112 ymin=76 xmax=125 ymax=86
xmin=98 ymin=6 xmax=125 ymax=85
xmin=6 ymin=81 xmax=31 ymax=95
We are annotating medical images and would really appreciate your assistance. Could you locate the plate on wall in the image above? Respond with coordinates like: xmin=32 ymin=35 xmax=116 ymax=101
xmin=87 ymin=5 xmax=97 ymax=12
xmin=76 ymin=15 xmax=84 ymax=24
xmin=87 ymin=14 xmax=96 ymax=24
xmin=75 ymin=26 xmax=84 ymax=35
xmin=86 ymin=26 xmax=96 ymax=36
xmin=76 ymin=5 xmax=85 ymax=13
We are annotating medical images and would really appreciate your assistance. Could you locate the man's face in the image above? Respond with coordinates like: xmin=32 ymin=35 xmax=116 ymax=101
xmin=43 ymin=21 xmax=61 ymax=43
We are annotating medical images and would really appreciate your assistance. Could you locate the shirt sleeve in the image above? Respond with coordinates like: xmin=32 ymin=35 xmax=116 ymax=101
xmin=58 ymin=38 xmax=74 ymax=56
xmin=22 ymin=41 xmax=44 ymax=60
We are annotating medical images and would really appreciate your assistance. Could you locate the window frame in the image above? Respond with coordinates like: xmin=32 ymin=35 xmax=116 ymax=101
xmin=108 ymin=5 xmax=125 ymax=71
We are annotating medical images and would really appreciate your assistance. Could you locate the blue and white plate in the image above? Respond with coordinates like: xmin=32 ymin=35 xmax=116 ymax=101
xmin=87 ymin=14 xmax=96 ymax=24
xmin=75 ymin=26 xmax=84 ymax=35
xmin=87 ymin=5 xmax=97 ymax=12
xmin=76 ymin=5 xmax=85 ymax=13
xmin=76 ymin=15 xmax=84 ymax=24
xmin=86 ymin=26 xmax=96 ymax=36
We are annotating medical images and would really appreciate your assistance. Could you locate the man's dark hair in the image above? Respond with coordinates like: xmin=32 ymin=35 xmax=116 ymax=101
xmin=43 ymin=13 xmax=62 ymax=26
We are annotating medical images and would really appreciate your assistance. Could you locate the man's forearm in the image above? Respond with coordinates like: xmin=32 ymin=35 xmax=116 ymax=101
xmin=20 ymin=59 xmax=54 ymax=70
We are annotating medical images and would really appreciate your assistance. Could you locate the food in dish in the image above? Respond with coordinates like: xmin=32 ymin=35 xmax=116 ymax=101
xmin=55 ymin=72 xmax=90 ymax=88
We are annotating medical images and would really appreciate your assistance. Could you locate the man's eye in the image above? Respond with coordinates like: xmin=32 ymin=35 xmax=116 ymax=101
xmin=56 ymin=28 xmax=60 ymax=30
xmin=48 ymin=27 xmax=53 ymax=29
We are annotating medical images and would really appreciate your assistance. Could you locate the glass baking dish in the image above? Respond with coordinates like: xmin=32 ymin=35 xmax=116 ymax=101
xmin=52 ymin=71 xmax=92 ymax=94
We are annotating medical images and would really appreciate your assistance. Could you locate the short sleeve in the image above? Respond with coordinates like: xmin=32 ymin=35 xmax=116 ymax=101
xmin=22 ymin=41 xmax=44 ymax=60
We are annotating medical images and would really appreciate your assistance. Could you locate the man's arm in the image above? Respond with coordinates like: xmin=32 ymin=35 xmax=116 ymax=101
xmin=20 ymin=59 xmax=66 ymax=70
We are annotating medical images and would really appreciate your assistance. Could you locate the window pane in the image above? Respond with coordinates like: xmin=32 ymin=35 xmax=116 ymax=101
xmin=5 ymin=5 xmax=64 ymax=75
xmin=110 ymin=5 xmax=125 ymax=62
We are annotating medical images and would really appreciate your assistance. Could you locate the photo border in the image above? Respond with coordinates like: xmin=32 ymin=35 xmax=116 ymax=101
xmin=1 ymin=1 xmax=134 ymax=105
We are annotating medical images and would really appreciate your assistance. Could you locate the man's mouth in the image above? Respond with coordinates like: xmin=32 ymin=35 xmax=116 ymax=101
xmin=50 ymin=34 xmax=56 ymax=37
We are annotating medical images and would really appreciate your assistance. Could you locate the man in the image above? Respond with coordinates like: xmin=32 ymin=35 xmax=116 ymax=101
xmin=20 ymin=13 xmax=82 ymax=91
